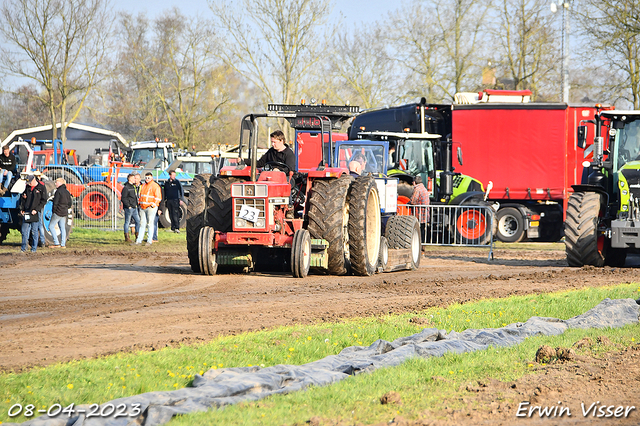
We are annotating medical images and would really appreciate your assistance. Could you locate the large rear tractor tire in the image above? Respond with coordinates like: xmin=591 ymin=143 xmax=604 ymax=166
xmin=186 ymin=173 xmax=211 ymax=273
xmin=565 ymin=192 xmax=605 ymax=267
xmin=80 ymin=185 xmax=115 ymax=221
xmin=206 ymin=176 xmax=244 ymax=232
xmin=291 ymin=229 xmax=311 ymax=278
xmin=496 ymin=207 xmax=525 ymax=243
xmin=199 ymin=226 xmax=217 ymax=275
xmin=43 ymin=168 xmax=82 ymax=186
xmin=348 ymin=175 xmax=381 ymax=276
xmin=308 ymin=176 xmax=353 ymax=275
xmin=386 ymin=215 xmax=421 ymax=270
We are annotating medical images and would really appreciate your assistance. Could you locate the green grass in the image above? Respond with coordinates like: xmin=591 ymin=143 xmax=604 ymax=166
xmin=1 ymin=283 xmax=638 ymax=424
xmin=0 ymin=227 xmax=186 ymax=253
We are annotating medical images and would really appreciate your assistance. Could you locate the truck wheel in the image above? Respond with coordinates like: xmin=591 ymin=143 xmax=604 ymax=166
xmin=291 ymin=229 xmax=311 ymax=278
xmin=42 ymin=181 xmax=73 ymax=246
xmin=80 ymin=185 xmax=113 ymax=220
xmin=496 ymin=207 xmax=525 ymax=243
xmin=198 ymin=226 xmax=217 ymax=275
xmin=455 ymin=201 xmax=493 ymax=245
xmin=158 ymin=199 xmax=187 ymax=229
xmin=386 ymin=215 xmax=421 ymax=269
xmin=308 ymin=177 xmax=353 ymax=275
xmin=186 ymin=173 xmax=211 ymax=272
xmin=348 ymin=175 xmax=381 ymax=276
xmin=207 ymin=176 xmax=244 ymax=232
xmin=378 ymin=236 xmax=389 ymax=271
xmin=565 ymin=192 xmax=605 ymax=267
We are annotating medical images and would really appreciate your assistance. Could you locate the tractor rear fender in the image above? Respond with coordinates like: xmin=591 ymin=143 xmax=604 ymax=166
xmin=449 ymin=191 xmax=486 ymax=206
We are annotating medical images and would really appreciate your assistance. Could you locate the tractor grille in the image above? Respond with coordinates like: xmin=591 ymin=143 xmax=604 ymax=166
xmin=453 ymin=175 xmax=464 ymax=188
xmin=621 ymin=168 xmax=640 ymax=199
xmin=234 ymin=198 xmax=266 ymax=229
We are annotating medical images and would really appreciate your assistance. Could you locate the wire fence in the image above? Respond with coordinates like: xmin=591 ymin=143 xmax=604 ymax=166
xmin=399 ymin=203 xmax=496 ymax=260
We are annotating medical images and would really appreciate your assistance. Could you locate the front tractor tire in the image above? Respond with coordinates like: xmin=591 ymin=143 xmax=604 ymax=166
xmin=291 ymin=229 xmax=311 ymax=278
xmin=348 ymin=175 xmax=381 ymax=276
xmin=565 ymin=192 xmax=606 ymax=267
xmin=308 ymin=177 xmax=353 ymax=275
xmin=186 ymin=173 xmax=211 ymax=272
xmin=199 ymin=226 xmax=217 ymax=275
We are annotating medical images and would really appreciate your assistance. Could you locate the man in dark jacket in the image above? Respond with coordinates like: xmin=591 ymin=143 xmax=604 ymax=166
xmin=20 ymin=175 xmax=46 ymax=253
xmin=121 ymin=173 xmax=140 ymax=243
xmin=162 ymin=170 xmax=185 ymax=233
xmin=49 ymin=177 xmax=72 ymax=247
xmin=0 ymin=145 xmax=16 ymax=195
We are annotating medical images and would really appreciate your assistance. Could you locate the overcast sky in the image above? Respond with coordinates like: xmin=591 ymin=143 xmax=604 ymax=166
xmin=110 ymin=0 xmax=396 ymax=24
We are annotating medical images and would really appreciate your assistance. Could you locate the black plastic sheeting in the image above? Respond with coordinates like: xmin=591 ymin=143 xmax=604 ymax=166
xmin=10 ymin=298 xmax=640 ymax=426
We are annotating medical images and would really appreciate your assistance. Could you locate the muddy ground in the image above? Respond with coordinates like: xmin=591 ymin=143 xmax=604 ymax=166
xmin=0 ymin=243 xmax=638 ymax=424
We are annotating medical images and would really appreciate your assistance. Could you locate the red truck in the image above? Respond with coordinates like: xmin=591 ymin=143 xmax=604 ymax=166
xmin=451 ymin=90 xmax=612 ymax=242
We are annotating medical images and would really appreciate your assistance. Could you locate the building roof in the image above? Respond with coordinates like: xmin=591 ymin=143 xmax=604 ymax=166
xmin=1 ymin=122 xmax=127 ymax=146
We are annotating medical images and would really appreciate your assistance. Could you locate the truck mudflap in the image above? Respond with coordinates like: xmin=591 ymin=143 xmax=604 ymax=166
xmin=611 ymin=220 xmax=640 ymax=248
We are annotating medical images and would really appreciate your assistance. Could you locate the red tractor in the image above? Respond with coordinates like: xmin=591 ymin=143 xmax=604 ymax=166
xmin=187 ymin=102 xmax=422 ymax=277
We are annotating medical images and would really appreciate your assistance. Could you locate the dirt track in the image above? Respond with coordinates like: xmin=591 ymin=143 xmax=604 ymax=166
xmin=1 ymin=244 xmax=638 ymax=373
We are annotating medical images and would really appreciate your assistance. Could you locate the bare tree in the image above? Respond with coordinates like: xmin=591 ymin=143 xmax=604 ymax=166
xmin=576 ymin=0 xmax=640 ymax=108
xmin=434 ymin=0 xmax=491 ymax=99
xmin=100 ymin=10 xmax=240 ymax=149
xmin=0 ymin=0 xmax=112 ymax=142
xmin=493 ymin=0 xmax=559 ymax=99
xmin=325 ymin=28 xmax=398 ymax=109
xmin=387 ymin=1 xmax=447 ymax=103
xmin=210 ymin=0 xmax=332 ymax=107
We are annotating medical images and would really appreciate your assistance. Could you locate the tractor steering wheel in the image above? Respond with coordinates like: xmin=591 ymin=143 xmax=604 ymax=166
xmin=263 ymin=161 xmax=291 ymax=175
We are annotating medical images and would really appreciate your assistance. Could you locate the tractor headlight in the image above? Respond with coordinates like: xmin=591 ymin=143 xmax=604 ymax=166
xmin=255 ymin=218 xmax=265 ymax=228
xmin=620 ymin=181 xmax=626 ymax=188
xmin=255 ymin=184 xmax=268 ymax=197
xmin=236 ymin=218 xmax=246 ymax=227
xmin=622 ymin=205 xmax=629 ymax=211
xmin=622 ymin=189 xmax=628 ymax=195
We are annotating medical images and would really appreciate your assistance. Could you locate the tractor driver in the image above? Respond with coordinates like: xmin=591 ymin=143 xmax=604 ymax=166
xmin=348 ymin=152 xmax=367 ymax=176
xmin=246 ymin=130 xmax=296 ymax=174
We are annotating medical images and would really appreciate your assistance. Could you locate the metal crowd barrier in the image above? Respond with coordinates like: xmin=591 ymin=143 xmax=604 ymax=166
xmin=398 ymin=203 xmax=495 ymax=260
xmin=15 ymin=163 xmax=124 ymax=231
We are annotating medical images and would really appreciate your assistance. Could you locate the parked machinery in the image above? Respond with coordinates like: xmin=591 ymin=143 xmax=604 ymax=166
xmin=565 ymin=109 xmax=640 ymax=267
xmin=0 ymin=139 xmax=73 ymax=245
xmin=186 ymin=102 xmax=421 ymax=277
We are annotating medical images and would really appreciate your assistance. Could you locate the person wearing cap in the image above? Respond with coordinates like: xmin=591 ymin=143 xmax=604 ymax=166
xmin=135 ymin=172 xmax=162 ymax=245
xmin=49 ymin=177 xmax=72 ymax=248
xmin=0 ymin=145 xmax=16 ymax=195
xmin=19 ymin=175 xmax=46 ymax=253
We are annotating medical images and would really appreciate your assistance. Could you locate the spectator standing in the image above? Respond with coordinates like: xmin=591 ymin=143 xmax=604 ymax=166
xmin=49 ymin=177 xmax=72 ymax=248
xmin=121 ymin=173 xmax=140 ymax=243
xmin=163 ymin=170 xmax=185 ymax=233
xmin=0 ymin=145 xmax=16 ymax=195
xmin=36 ymin=176 xmax=47 ymax=248
xmin=135 ymin=172 xmax=162 ymax=246
xmin=133 ymin=172 xmax=142 ymax=241
xmin=410 ymin=175 xmax=430 ymax=238
xmin=19 ymin=175 xmax=46 ymax=253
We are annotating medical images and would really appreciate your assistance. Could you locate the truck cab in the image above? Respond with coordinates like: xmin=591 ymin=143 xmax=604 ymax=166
xmin=129 ymin=139 xmax=176 ymax=169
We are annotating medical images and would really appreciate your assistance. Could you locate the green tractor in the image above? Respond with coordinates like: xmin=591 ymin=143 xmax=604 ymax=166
xmin=565 ymin=109 xmax=640 ymax=267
